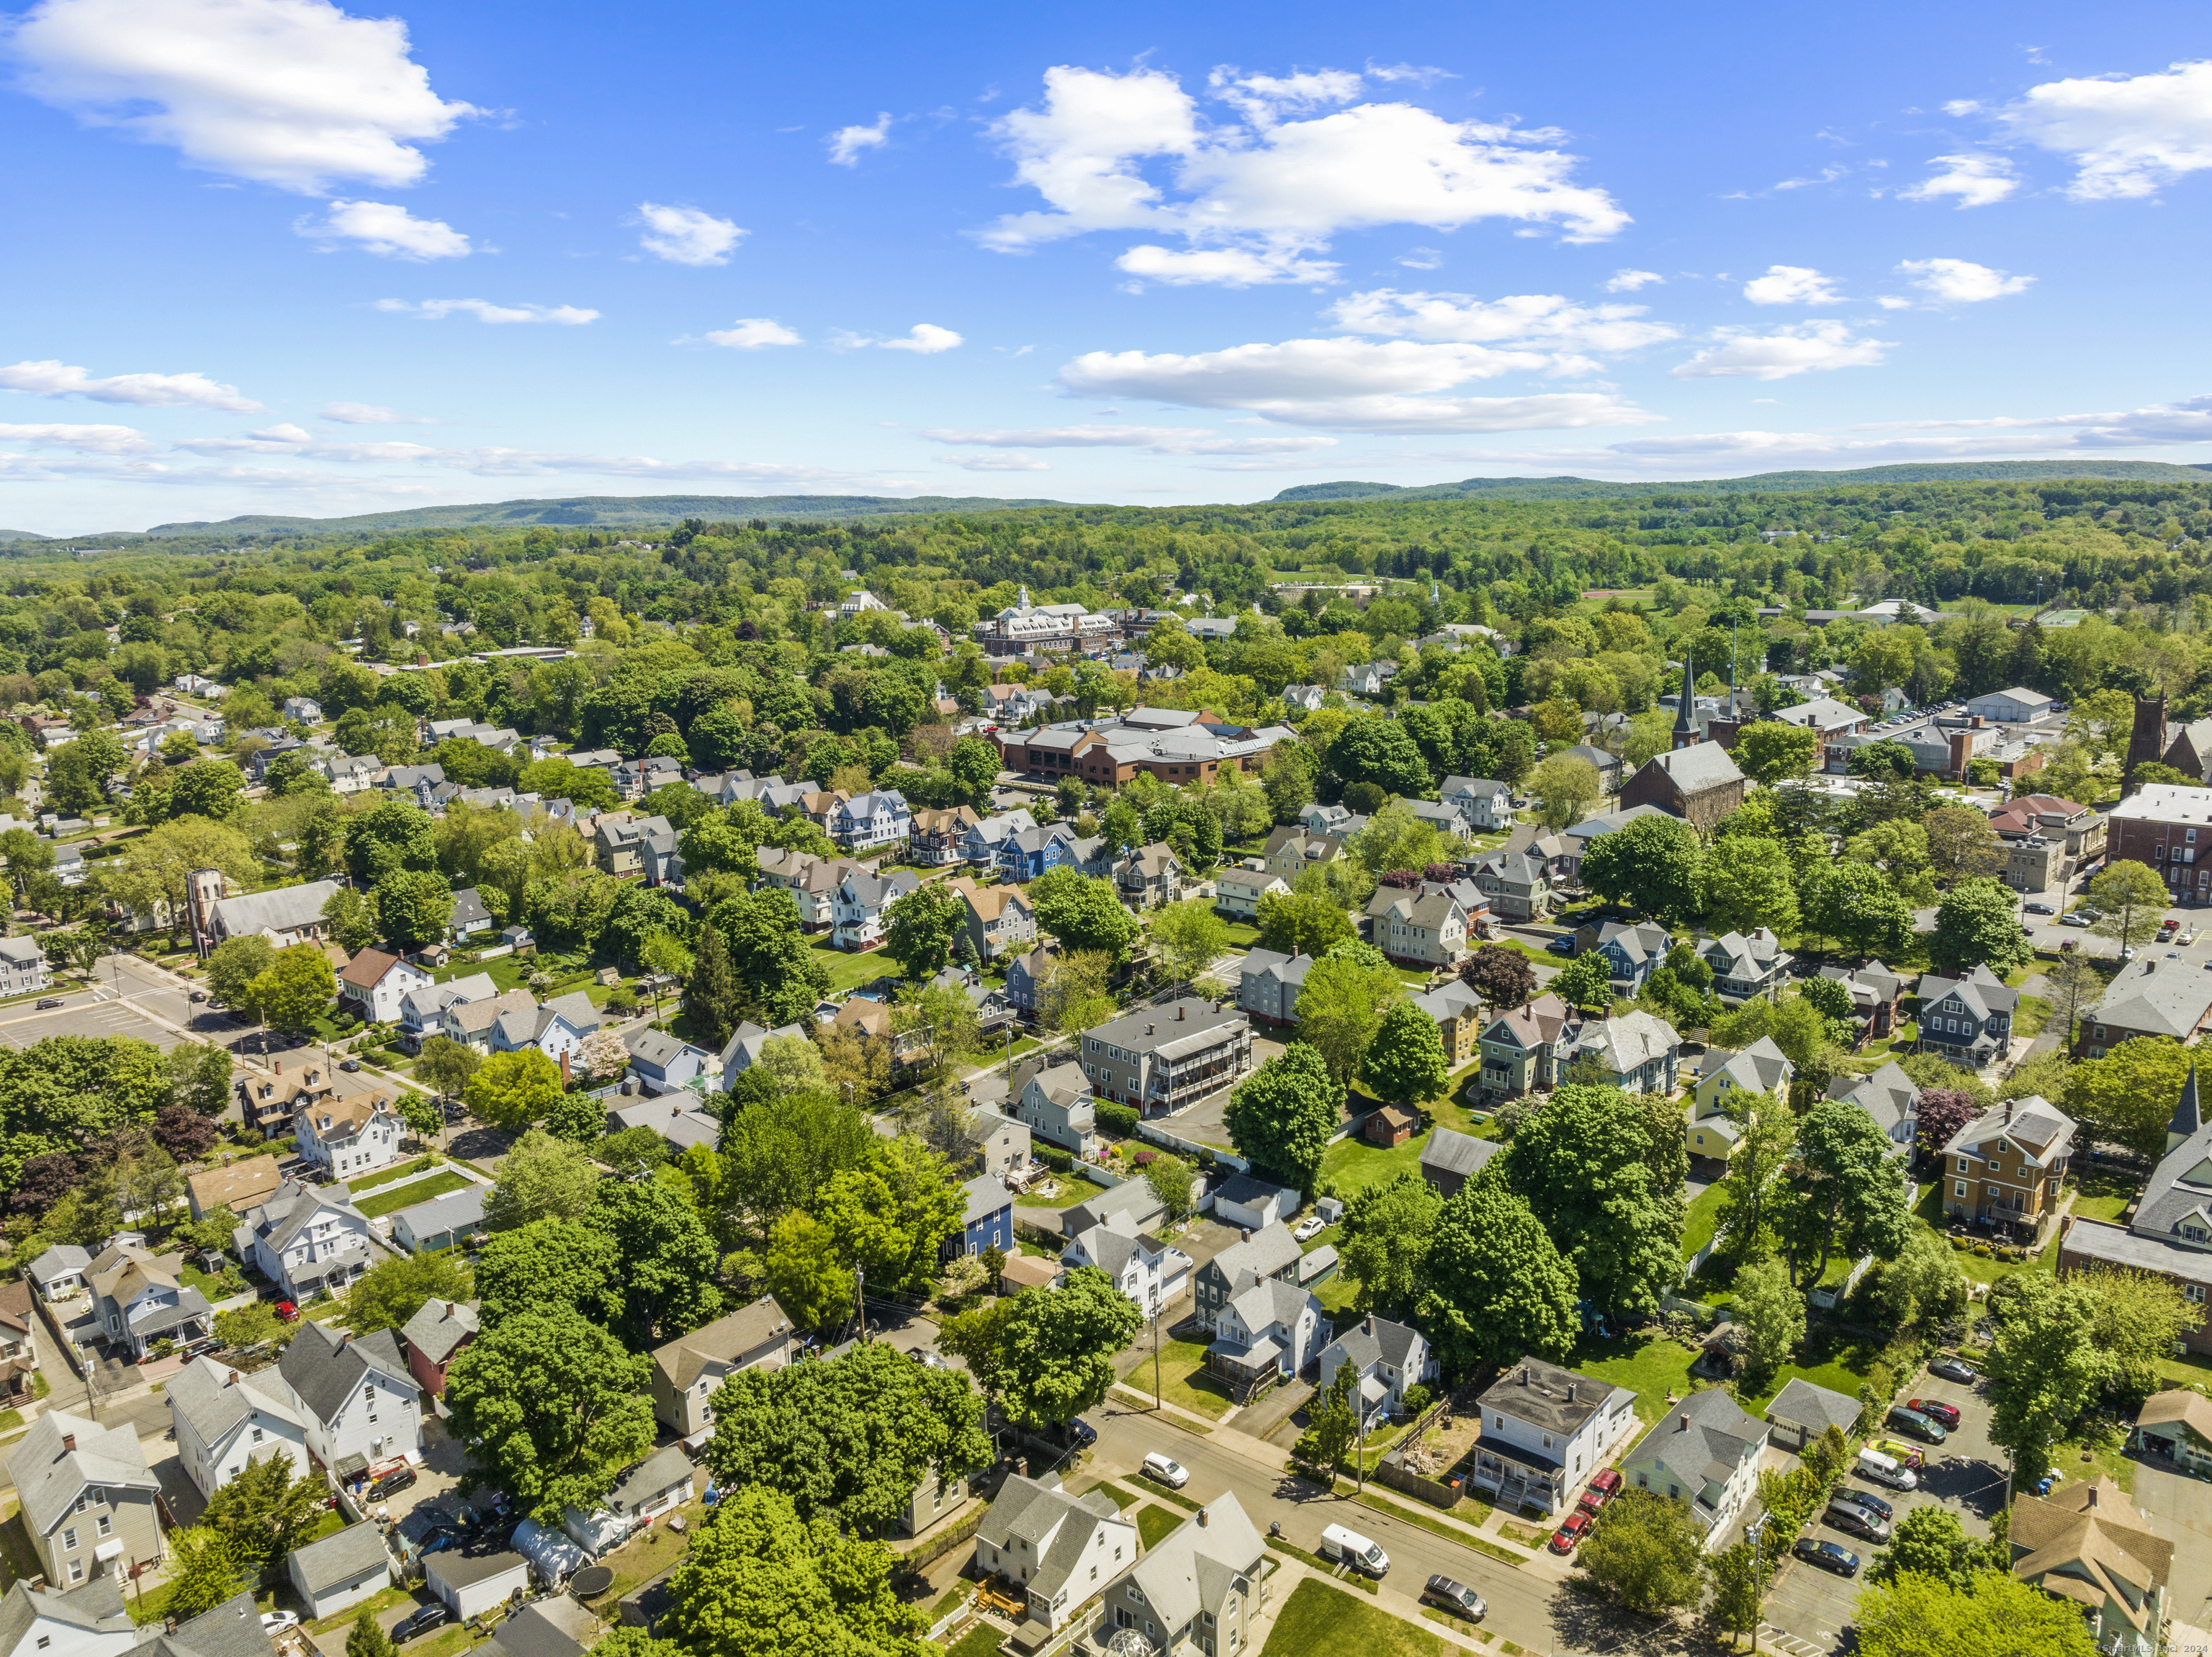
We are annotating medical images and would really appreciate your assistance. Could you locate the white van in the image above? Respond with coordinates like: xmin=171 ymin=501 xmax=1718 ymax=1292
xmin=1319 ymin=1524 xmax=1390 ymax=1578
xmin=1856 ymin=1446 xmax=1917 ymax=1491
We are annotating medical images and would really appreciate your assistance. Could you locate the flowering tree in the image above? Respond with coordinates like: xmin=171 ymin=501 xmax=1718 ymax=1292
xmin=581 ymin=1028 xmax=630 ymax=1082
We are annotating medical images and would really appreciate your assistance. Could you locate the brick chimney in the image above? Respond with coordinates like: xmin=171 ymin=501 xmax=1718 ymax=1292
xmin=559 ymin=1049 xmax=572 ymax=1087
xmin=1679 ymin=1414 xmax=1691 ymax=1431
xmin=1197 ymin=1506 xmax=1208 ymax=1527
xmin=2085 ymin=1483 xmax=2099 ymax=1507
xmin=61 ymin=1432 xmax=76 ymax=1452
xmin=228 ymin=1370 xmax=240 ymax=1386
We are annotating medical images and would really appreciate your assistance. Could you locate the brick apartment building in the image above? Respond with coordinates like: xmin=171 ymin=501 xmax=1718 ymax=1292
xmin=2106 ymin=783 xmax=2212 ymax=906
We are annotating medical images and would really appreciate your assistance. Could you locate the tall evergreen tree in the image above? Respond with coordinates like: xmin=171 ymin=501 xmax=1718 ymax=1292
xmin=686 ymin=918 xmax=744 ymax=1051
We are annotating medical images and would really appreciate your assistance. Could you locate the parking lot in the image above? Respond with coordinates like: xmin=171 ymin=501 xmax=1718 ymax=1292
xmin=1763 ymin=1368 xmax=2008 ymax=1656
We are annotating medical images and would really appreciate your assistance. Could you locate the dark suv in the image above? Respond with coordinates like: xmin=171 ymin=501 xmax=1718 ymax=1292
xmin=391 ymin=1606 xmax=451 ymax=1644
xmin=368 ymin=1466 xmax=418 ymax=1500
xmin=1887 ymin=1404 xmax=1949 ymax=1445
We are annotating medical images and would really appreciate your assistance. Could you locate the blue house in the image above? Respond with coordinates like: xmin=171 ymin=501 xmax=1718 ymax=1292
xmin=996 ymin=825 xmax=1071 ymax=884
xmin=1573 ymin=919 xmax=1673 ymax=993
xmin=625 ymin=1028 xmax=711 ymax=1095
xmin=945 ymin=1174 xmax=1014 ymax=1260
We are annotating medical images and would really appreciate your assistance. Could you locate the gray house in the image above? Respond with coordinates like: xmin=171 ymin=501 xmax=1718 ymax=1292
xmin=1316 ymin=1314 xmax=1436 ymax=1426
xmin=5 ymin=1411 xmax=163 ymax=1586
xmin=391 ymin=1185 xmax=487 ymax=1254
xmin=1015 ymin=1068 xmax=1099 ymax=1157
xmin=287 ymin=1524 xmax=392 ymax=1621
xmin=1915 ymin=963 xmax=2018 ymax=1067
xmin=1192 ymin=1223 xmax=1300 ymax=1334
xmin=1764 ymin=1377 xmax=1862 ymax=1454
xmin=650 ymin=1296 xmax=795 ymax=1439
xmin=1419 ymin=1126 xmax=1500 ymax=1200
xmin=1236 ymin=948 xmax=1313 ymax=1026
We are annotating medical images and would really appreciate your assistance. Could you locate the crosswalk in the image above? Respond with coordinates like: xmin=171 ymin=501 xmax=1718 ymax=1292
xmin=1761 ymin=1622 xmax=1832 ymax=1657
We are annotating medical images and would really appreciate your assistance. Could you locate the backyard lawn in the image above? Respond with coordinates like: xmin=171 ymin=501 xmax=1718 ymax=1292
xmin=1738 ymin=1324 xmax=1881 ymax=1415
xmin=1320 ymin=1066 xmax=1497 ymax=1199
xmin=1134 ymin=1504 xmax=1184 ymax=1549
xmin=1569 ymin=1328 xmax=1701 ymax=1426
xmin=809 ymin=935 xmax=899 ymax=996
xmin=1260 ymin=1579 xmax=1444 ymax=1657
xmin=1910 ymin=1182 xmax=2059 ymax=1286
xmin=343 ymin=1155 xmax=439 ymax=1195
xmin=1018 ymin=1173 xmax=1114 ymax=1210
xmin=1681 ymin=1182 xmax=1729 ymax=1262
xmin=1125 ymin=1336 xmax=1236 ymax=1421
xmin=352 ymin=1168 xmax=477 ymax=1218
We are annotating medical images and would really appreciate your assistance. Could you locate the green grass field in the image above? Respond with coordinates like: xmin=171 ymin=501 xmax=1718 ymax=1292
xmin=341 ymin=1154 xmax=439 ymax=1194
xmin=351 ymin=1167 xmax=477 ymax=1218
xmin=1134 ymin=1504 xmax=1183 ymax=1549
xmin=1681 ymin=1182 xmax=1729 ymax=1262
xmin=1570 ymin=1328 xmax=1701 ymax=1425
xmin=1739 ymin=1324 xmax=1880 ymax=1415
xmin=1260 ymin=1579 xmax=1444 ymax=1657
xmin=1130 ymin=1337 xmax=1236 ymax=1420
xmin=1320 ymin=1072 xmax=1496 ymax=1200
xmin=1017 ymin=1173 xmax=1113 ymax=1210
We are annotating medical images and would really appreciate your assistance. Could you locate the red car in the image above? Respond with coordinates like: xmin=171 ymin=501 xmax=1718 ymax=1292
xmin=274 ymin=1301 xmax=300 ymax=1322
xmin=1578 ymin=1469 xmax=1623 ymax=1514
xmin=1907 ymin=1398 xmax=1961 ymax=1429
xmin=1550 ymin=1511 xmax=1592 ymax=1553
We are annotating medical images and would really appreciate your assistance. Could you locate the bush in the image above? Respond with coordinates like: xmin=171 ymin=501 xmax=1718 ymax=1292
xmin=1096 ymin=1100 xmax=1139 ymax=1138
xmin=1037 ymin=1145 xmax=1074 ymax=1173
xmin=1400 ymin=1384 xmax=1431 ymax=1415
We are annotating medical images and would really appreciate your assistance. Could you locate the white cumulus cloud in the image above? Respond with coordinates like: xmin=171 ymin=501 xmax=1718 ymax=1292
xmin=827 ymin=112 xmax=891 ymax=166
xmin=1056 ymin=336 xmax=1656 ymax=432
xmin=0 ymin=421 xmax=156 ymax=454
xmin=1671 ymin=322 xmax=1892 ymax=380
xmin=634 ymin=202 xmax=744 ymax=266
xmin=0 ymin=358 xmax=263 ymax=410
xmin=980 ymin=63 xmax=1628 ymax=288
xmin=850 ymin=324 xmax=963 ymax=354
xmin=374 ymin=298 xmax=599 ymax=324
xmin=4 ymin=0 xmax=478 ymax=192
xmin=300 ymin=199 xmax=470 ymax=259
xmin=1896 ymin=257 xmax=2034 ymax=302
xmin=702 ymin=318 xmax=803 ymax=349
xmin=1605 ymin=269 xmax=1663 ymax=292
xmin=1991 ymin=59 xmax=2212 ymax=199
xmin=1115 ymin=245 xmax=1338 ymax=286
xmin=1742 ymin=264 xmax=1843 ymax=305
xmin=921 ymin=424 xmax=1335 ymax=455
xmin=1327 ymin=287 xmax=1677 ymax=363
xmin=940 ymin=453 xmax=1051 ymax=472
xmin=319 ymin=401 xmax=429 ymax=423
xmin=1899 ymin=151 xmax=2020 ymax=207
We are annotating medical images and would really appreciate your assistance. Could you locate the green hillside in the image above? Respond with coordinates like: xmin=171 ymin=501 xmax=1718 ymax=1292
xmin=142 ymin=491 xmax=1082 ymax=536
xmin=1274 ymin=459 xmax=2212 ymax=503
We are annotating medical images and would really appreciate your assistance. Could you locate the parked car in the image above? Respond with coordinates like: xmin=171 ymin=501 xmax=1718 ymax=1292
xmin=1292 ymin=1216 xmax=1326 ymax=1242
xmin=1872 ymin=1437 xmax=1928 ymax=1470
xmin=1420 ymin=1576 xmax=1485 ymax=1620
xmin=1907 ymin=1398 xmax=1961 ymax=1429
xmin=338 ymin=1057 xmax=362 ymax=1072
xmin=1319 ymin=1524 xmax=1389 ymax=1578
xmin=392 ymin=1606 xmax=452 ymax=1644
xmin=2059 ymin=913 xmax=2092 ymax=928
xmin=189 ymin=989 xmax=210 ymax=1002
xmin=259 ymin=1613 xmax=300 ymax=1634
xmin=1549 ymin=1511 xmax=1593 ymax=1553
xmin=1578 ymin=1468 xmax=1622 ymax=1512
xmin=1835 ymin=1488 xmax=1894 ymax=1523
xmin=368 ymin=1466 xmax=418 ymax=1500
xmin=1794 ymin=1539 xmax=1860 ymax=1577
xmin=1825 ymin=1503 xmax=1891 ymax=1544
xmin=1142 ymin=1452 xmax=1190 ymax=1489
xmin=35 ymin=997 xmax=63 ymax=1010
xmin=2025 ymin=902 xmax=2054 ymax=915
xmin=1887 ymin=1406 xmax=1948 ymax=1444
xmin=274 ymin=1300 xmax=299 ymax=1322
xmin=1070 ymin=1419 xmax=1097 ymax=1446
xmin=1928 ymin=1357 xmax=1977 ymax=1384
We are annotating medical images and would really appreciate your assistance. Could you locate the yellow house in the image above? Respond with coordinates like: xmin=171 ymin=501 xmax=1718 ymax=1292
xmin=1411 ymin=979 xmax=1485 ymax=1066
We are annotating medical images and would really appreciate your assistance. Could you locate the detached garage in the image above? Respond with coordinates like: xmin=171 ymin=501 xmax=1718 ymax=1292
xmin=287 ymin=1524 xmax=393 ymax=1621
xmin=1210 ymin=1173 xmax=1298 ymax=1233
xmin=426 ymin=1544 xmax=531 ymax=1620
xmin=1763 ymin=1377 xmax=1861 ymax=1453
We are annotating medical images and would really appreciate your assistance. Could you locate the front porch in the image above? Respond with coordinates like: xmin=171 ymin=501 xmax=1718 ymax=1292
xmin=1467 ymin=1435 xmax=1569 ymax=1514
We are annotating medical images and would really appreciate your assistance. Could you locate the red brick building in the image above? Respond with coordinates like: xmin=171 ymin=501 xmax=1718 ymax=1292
xmin=2105 ymin=783 xmax=2212 ymax=906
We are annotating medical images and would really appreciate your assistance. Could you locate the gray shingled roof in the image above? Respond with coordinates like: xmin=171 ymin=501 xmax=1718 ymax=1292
xmin=1767 ymin=1377 xmax=1861 ymax=1437
xmin=2092 ymin=958 xmax=2212 ymax=1041
xmin=278 ymin=1322 xmax=411 ymax=1427
xmin=1323 ymin=1314 xmax=1424 ymax=1375
xmin=6 ymin=1411 xmax=156 ymax=1540
xmin=1419 ymin=1126 xmax=1500 ymax=1181
xmin=979 ymin=1475 xmax=1125 ymax=1607
xmin=288 ymin=1522 xmax=392 ymax=1595
xmin=0 ymin=1577 xmax=130 ymax=1653
xmin=168 ymin=1355 xmax=307 ymax=1448
xmin=400 ymin=1299 xmax=478 ymax=1366
xmin=1204 ymin=1223 xmax=1301 ymax=1293
xmin=211 ymin=879 xmax=343 ymax=938
xmin=1647 ymin=742 xmax=1745 ymax=793
xmin=2131 ymin=1074 xmax=2212 ymax=1242
xmin=1627 ymin=1385 xmax=1764 ymax=1490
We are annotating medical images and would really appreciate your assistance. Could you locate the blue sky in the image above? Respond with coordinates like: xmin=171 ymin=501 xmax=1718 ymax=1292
xmin=2 ymin=0 xmax=2210 ymax=534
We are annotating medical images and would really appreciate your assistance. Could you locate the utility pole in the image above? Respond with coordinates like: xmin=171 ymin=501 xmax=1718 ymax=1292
xmin=1151 ymin=1308 xmax=1161 ymax=1410
xmin=855 ymin=1265 xmax=867 ymax=1345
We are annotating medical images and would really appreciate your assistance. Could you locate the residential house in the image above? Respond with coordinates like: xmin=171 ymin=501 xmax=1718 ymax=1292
xmin=562 ymin=1445 xmax=696 ymax=1559
xmin=1763 ymin=1377 xmax=1863 ymax=1455
xmin=594 ymin=813 xmax=682 ymax=886
xmin=186 ymin=1154 xmax=282 ymax=1223
xmin=1470 ymin=848 xmax=1552 ymax=922
xmin=295 ymin=1092 xmax=403 ymax=1180
xmin=2008 ymin=1477 xmax=2171 ymax=1657
xmin=2059 ymin=1071 xmax=2212 ymax=1353
xmin=1819 ymin=961 xmax=1904 ymax=1043
xmin=399 ymin=1299 xmax=477 ymax=1398
xmin=827 ymin=789 xmax=911 ymax=852
xmin=1555 ymin=742 xmax=1624 ymax=794
xmin=909 ymin=806 xmax=981 ymax=866
xmin=234 ymin=1180 xmax=385 ymax=1304
xmin=826 ymin=997 xmax=929 ymax=1067
xmin=956 ymin=1108 xmax=1030 ymax=1180
xmin=1693 ymin=1036 xmax=1794 ymax=1118
xmin=1097 ymin=1494 xmax=1270 ymax=1657
xmin=168 ymin=1356 xmax=310 ymax=1501
xmin=1826 ymin=1060 xmax=1920 ymax=1157
xmin=84 ymin=1242 xmax=211 ymax=1360
xmin=973 ymin=1476 xmax=1137 ymax=1640
xmin=2134 ymin=1388 xmax=2212 ymax=1472
xmin=649 ymin=1297 xmax=794 ymax=1440
xmin=1236 ymin=948 xmax=1312 ymax=1026
xmin=25 ymin=1244 xmax=89 ymax=1302
xmin=1114 ymin=843 xmax=1184 ymax=911
xmin=1079 ymin=999 xmax=1251 ymax=1116
xmin=1419 ymin=1126 xmax=1501 ymax=1200
xmin=1439 ymin=776 xmax=1514 ymax=831
xmin=1192 ymin=1223 xmax=1300 ymax=1335
xmin=1212 ymin=1175 xmax=1298 ymax=1232
xmin=1298 ymin=802 xmax=1361 ymax=836
xmin=1563 ymin=1010 xmax=1681 ymax=1095
xmin=2079 ymin=956 xmax=2212 ymax=1057
xmin=624 ymin=1029 xmax=712 ymax=1095
xmin=390 ymin=1186 xmax=486 ymax=1255
xmin=1916 ymin=963 xmax=2020 ymax=1066
xmin=0 ymin=934 xmax=49 ymax=996
xmin=286 ymin=1524 xmax=393 ymax=1623
xmin=383 ymin=763 xmax=445 ymax=804
xmin=278 ymin=1321 xmax=423 ymax=1478
xmin=1559 ymin=805 xmax=1684 ymax=882
xmin=943 ymin=876 xmax=1037 ymax=963
xmin=1402 ymin=798 xmax=1475 ymax=843
xmin=1941 ymin=1095 xmax=2075 ymax=1240
xmin=1618 ymin=742 xmax=1748 ymax=832
xmin=235 ymin=1060 xmax=336 ymax=1137
xmin=715 ymin=1020 xmax=808 ymax=1088
xmin=947 ymin=1174 xmax=1015 ymax=1260
xmin=1574 ymin=920 xmax=1673 ymax=993
xmin=1364 ymin=887 xmax=1471 ymax=970
xmin=1213 ymin=860 xmax=1289 ymax=919
xmin=4 ymin=1412 xmax=163 ymax=1586
xmin=1699 ymin=928 xmax=1792 ymax=1004
xmin=1261 ymin=827 xmax=1345 ymax=884
xmin=1282 ymin=683 xmax=1329 ymax=713
xmin=961 ymin=809 xmax=1038 ymax=868
xmin=282 ymin=696 xmax=322 ymax=724
xmin=1055 ymin=830 xmax=1114 ymax=879
xmin=1408 ymin=978 xmax=1485 ymax=1066
xmin=326 ymin=755 xmax=381 ymax=794
xmin=1468 ymin=1357 xmax=1640 ymax=1516
xmin=1062 ymin=1212 xmax=1192 ymax=1317
xmin=336 ymin=949 xmax=432 ymax=1026
xmin=1002 ymin=943 xmax=1059 ymax=1018
xmin=1209 ymin=1275 xmax=1328 ymax=1395
xmin=447 ymin=887 xmax=493 ymax=940
xmin=1475 ymin=992 xmax=1571 ymax=1101
xmin=1619 ymin=1386 xmax=1766 ymax=1548
xmin=444 ymin=988 xmax=600 ymax=1071
xmin=831 ymin=866 xmax=920 ymax=951
xmin=1013 ymin=1068 xmax=1099 ymax=1157
xmin=0 ymin=1576 xmax=142 ymax=1657
xmin=754 ymin=847 xmax=862 ymax=931
xmin=1339 ymin=663 xmax=1390 ymax=698
xmin=0 ymin=1280 xmax=35 ymax=1393
xmin=997 ymin=824 xmax=1071 ymax=883
xmin=1316 ymin=1315 xmax=1436 ymax=1427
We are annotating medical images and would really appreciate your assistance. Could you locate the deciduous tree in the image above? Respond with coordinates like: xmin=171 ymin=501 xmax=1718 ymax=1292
xmin=1732 ymin=721 xmax=1819 ymax=786
xmin=1414 ymin=1176 xmax=1579 ymax=1371
xmin=1459 ymin=943 xmax=1534 ymax=1008
xmin=1252 ymin=888 xmax=1355 ymax=958
xmin=1930 ymin=877 xmax=2033 ymax=976
xmin=1501 ymin=1083 xmax=1683 ymax=1319
xmin=881 ymin=881 xmax=965 ymax=981
xmin=1699 ymin=835 xmax=1801 ymax=937
xmin=2087 ymin=859 xmax=2170 ymax=954
xmin=1362 ymin=999 xmax=1452 ymax=1104
xmin=993 ymin=1268 xmax=1145 ymax=1431
xmin=204 ymin=1450 xmax=328 ymax=1567
xmin=483 ymin=1128 xmax=599 ymax=1231
xmin=1026 ymin=868 xmax=1141 ymax=961
xmin=1572 ymin=1488 xmax=1707 ymax=1615
xmin=1337 ymin=1171 xmax=1442 ymax=1318
xmin=340 ymin=1249 xmax=472 ymax=1336
xmin=1730 ymin=1259 xmax=1805 ymax=1382
xmin=591 ymin=1176 xmax=726 ymax=1348
xmin=1776 ymin=1098 xmax=1911 ymax=1290
xmin=464 ymin=1047 xmax=565 ymax=1133
xmin=1580 ymin=813 xmax=1703 ymax=922
xmin=1292 ymin=942 xmax=1403 ymax=1090
xmin=1223 ymin=1043 xmax=1339 ymax=1194
xmin=1853 ymin=1568 xmax=2095 ymax=1657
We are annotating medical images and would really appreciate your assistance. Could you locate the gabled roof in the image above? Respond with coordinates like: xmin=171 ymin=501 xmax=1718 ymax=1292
xmin=2009 ymin=1477 xmax=2172 ymax=1630
xmin=1569 ymin=1009 xmax=1680 ymax=1074
xmin=1481 ymin=992 xmax=1569 ymax=1048
xmin=652 ymin=1296 xmax=793 ymax=1391
xmin=1625 ymin=1386 xmax=1764 ymax=1494
xmin=287 ymin=1522 xmax=392 ymax=1596
xmin=2092 ymin=958 xmax=2212 ymax=1041
xmin=1642 ymin=741 xmax=1745 ymax=794
xmin=2136 ymin=1388 xmax=2212 ymax=1445
xmin=1409 ymin=979 xmax=1482 ymax=1024
xmin=1916 ymin=961 xmax=2020 ymax=1021
xmin=400 ymin=1298 xmax=479 ymax=1365
xmin=1827 ymin=1060 xmax=1917 ymax=1143
xmin=0 ymin=1576 xmax=132 ymax=1651
xmin=2133 ymin=1071 xmax=2212 ymax=1240
xmin=1202 ymin=1223 xmax=1301 ymax=1293
xmin=186 ymin=1154 xmax=284 ymax=1216
xmin=277 ymin=1321 xmax=412 ymax=1426
xmin=1420 ymin=1126 xmax=1499 ymax=1182
xmin=1323 ymin=1313 xmax=1425 ymax=1375
xmin=1126 ymin=1493 xmax=1264 ymax=1629
xmin=5 ymin=1410 xmax=157 ymax=1537
xmin=1766 ymin=1377 xmax=1860 ymax=1437
xmin=1942 ymin=1096 xmax=2075 ymax=1165
xmin=168 ymin=1355 xmax=307 ymax=1447
xmin=1702 ymin=1035 xmax=1792 ymax=1097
